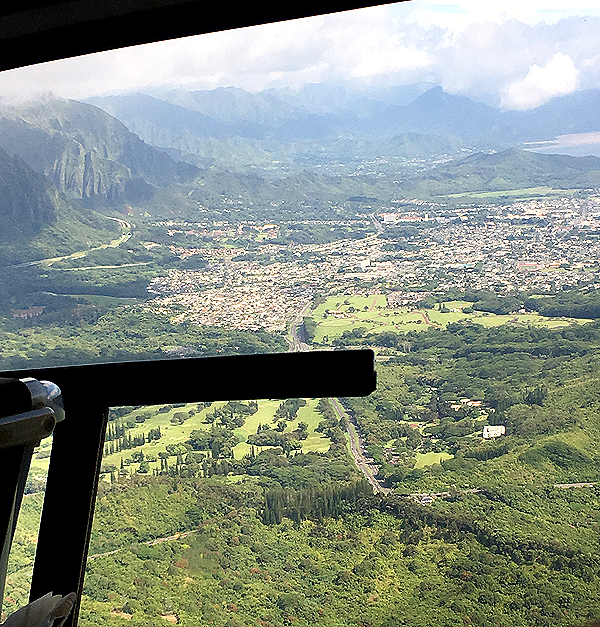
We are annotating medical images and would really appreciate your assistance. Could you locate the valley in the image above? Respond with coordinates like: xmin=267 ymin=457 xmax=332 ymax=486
xmin=2 ymin=83 xmax=600 ymax=627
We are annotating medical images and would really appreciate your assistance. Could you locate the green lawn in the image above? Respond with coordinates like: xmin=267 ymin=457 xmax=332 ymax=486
xmin=312 ymin=295 xmax=428 ymax=343
xmin=311 ymin=295 xmax=590 ymax=344
xmin=232 ymin=400 xmax=280 ymax=459
xmin=312 ymin=294 xmax=388 ymax=318
xmin=286 ymin=399 xmax=331 ymax=453
xmin=101 ymin=402 xmax=220 ymax=473
xmin=233 ymin=398 xmax=329 ymax=458
xmin=444 ymin=186 xmax=574 ymax=199
xmin=471 ymin=312 xmax=588 ymax=328
xmin=414 ymin=451 xmax=454 ymax=468
xmin=426 ymin=308 xmax=470 ymax=325
xmin=97 ymin=398 xmax=331 ymax=474
xmin=30 ymin=438 xmax=53 ymax=476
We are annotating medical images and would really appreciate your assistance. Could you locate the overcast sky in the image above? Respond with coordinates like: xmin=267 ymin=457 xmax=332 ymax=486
xmin=1 ymin=0 xmax=600 ymax=109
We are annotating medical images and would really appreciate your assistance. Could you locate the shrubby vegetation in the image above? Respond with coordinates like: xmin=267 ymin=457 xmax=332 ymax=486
xmin=74 ymin=473 xmax=600 ymax=627
xmin=526 ymin=289 xmax=600 ymax=319
xmin=0 ymin=307 xmax=286 ymax=370
xmin=5 ymin=296 xmax=600 ymax=627
xmin=5 ymin=317 xmax=600 ymax=627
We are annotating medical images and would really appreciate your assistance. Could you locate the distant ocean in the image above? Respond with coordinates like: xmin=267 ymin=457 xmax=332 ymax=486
xmin=524 ymin=132 xmax=600 ymax=157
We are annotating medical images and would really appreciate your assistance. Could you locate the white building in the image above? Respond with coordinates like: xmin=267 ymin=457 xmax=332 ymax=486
xmin=358 ymin=258 xmax=371 ymax=271
xmin=482 ymin=425 xmax=506 ymax=439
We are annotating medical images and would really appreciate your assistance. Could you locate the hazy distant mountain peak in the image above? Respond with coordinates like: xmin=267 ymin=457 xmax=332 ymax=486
xmin=163 ymin=86 xmax=303 ymax=126
xmin=79 ymin=82 xmax=600 ymax=158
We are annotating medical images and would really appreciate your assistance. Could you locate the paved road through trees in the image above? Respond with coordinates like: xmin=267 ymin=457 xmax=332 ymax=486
xmin=330 ymin=397 xmax=389 ymax=494
xmin=287 ymin=304 xmax=386 ymax=492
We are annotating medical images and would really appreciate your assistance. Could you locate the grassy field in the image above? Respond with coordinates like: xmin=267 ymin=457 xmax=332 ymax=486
xmin=232 ymin=398 xmax=329 ymax=459
xmin=444 ymin=186 xmax=574 ymax=200
xmin=414 ymin=451 xmax=454 ymax=468
xmin=99 ymin=402 xmax=217 ymax=472
xmin=28 ymin=397 xmax=334 ymax=482
xmin=312 ymin=294 xmax=427 ymax=342
xmin=91 ymin=398 xmax=331 ymax=477
xmin=311 ymin=295 xmax=589 ymax=344
xmin=471 ymin=312 xmax=579 ymax=328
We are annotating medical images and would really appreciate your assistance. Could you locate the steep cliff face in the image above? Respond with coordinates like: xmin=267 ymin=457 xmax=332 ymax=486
xmin=0 ymin=146 xmax=58 ymax=238
xmin=0 ymin=97 xmax=198 ymax=203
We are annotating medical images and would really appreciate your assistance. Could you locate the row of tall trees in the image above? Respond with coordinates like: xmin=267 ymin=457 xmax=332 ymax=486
xmin=103 ymin=426 xmax=162 ymax=456
xmin=262 ymin=480 xmax=373 ymax=525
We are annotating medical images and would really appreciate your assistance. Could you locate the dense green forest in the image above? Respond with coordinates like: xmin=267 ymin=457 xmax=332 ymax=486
xmin=525 ymin=291 xmax=600 ymax=319
xmin=77 ymin=471 xmax=599 ymax=627
xmin=5 ymin=318 xmax=600 ymax=627
xmin=0 ymin=307 xmax=285 ymax=369
xmin=8 ymin=467 xmax=600 ymax=627
xmin=337 ymin=319 xmax=600 ymax=485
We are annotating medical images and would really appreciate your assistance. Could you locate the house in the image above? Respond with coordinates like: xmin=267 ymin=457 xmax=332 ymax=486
xmin=11 ymin=306 xmax=45 ymax=319
xmin=358 ymin=258 xmax=371 ymax=271
xmin=417 ymin=495 xmax=434 ymax=505
xmin=482 ymin=425 xmax=506 ymax=439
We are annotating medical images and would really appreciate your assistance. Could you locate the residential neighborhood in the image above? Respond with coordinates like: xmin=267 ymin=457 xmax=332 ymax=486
xmin=144 ymin=195 xmax=600 ymax=331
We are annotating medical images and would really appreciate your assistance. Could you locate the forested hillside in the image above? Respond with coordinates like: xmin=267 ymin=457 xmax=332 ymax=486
xmin=5 ymin=318 xmax=600 ymax=626
xmin=4 ymin=72 xmax=600 ymax=627
xmin=0 ymin=99 xmax=198 ymax=203
xmin=0 ymin=147 xmax=58 ymax=233
xmin=73 ymin=474 xmax=600 ymax=627
xmin=401 ymin=148 xmax=600 ymax=197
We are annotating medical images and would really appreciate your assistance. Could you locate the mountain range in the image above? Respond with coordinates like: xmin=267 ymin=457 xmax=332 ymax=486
xmin=88 ymin=85 xmax=600 ymax=155
xmin=0 ymin=97 xmax=203 ymax=248
xmin=0 ymin=98 xmax=198 ymax=204
xmin=3 ymin=84 xmax=600 ymax=248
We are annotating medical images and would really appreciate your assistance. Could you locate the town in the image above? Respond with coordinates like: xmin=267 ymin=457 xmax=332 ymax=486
xmin=144 ymin=195 xmax=600 ymax=331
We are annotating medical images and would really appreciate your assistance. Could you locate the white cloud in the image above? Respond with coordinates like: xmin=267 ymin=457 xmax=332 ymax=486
xmin=402 ymin=0 xmax=600 ymax=30
xmin=351 ymin=42 xmax=431 ymax=79
xmin=502 ymin=52 xmax=579 ymax=109
xmin=0 ymin=1 xmax=598 ymax=108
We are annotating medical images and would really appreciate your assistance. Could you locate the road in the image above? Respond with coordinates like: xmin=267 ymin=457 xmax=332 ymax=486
xmin=330 ymin=397 xmax=389 ymax=494
xmin=87 ymin=510 xmax=240 ymax=561
xmin=87 ymin=529 xmax=197 ymax=561
xmin=286 ymin=301 xmax=387 ymax=492
xmin=369 ymin=213 xmax=384 ymax=235
xmin=10 ymin=217 xmax=131 ymax=268
xmin=287 ymin=302 xmax=312 ymax=352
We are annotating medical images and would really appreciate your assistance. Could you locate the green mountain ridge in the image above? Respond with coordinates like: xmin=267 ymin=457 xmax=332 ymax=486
xmin=0 ymin=137 xmax=129 ymax=263
xmin=0 ymin=146 xmax=58 ymax=237
xmin=0 ymin=98 xmax=198 ymax=204
xmin=403 ymin=148 xmax=600 ymax=197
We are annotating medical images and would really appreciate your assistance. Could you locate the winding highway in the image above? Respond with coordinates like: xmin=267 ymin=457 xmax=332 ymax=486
xmin=9 ymin=217 xmax=131 ymax=268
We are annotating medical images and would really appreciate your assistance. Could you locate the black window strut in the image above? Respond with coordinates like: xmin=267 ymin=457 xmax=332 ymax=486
xmin=0 ymin=348 xmax=375 ymax=627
